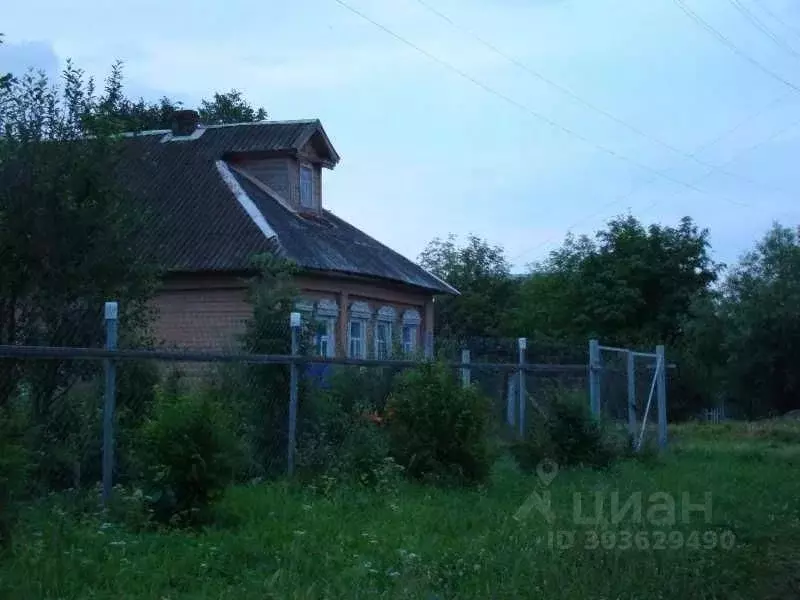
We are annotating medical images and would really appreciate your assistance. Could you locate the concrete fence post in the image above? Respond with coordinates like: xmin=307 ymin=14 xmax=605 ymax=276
xmin=102 ymin=301 xmax=119 ymax=506
xmin=627 ymin=350 xmax=637 ymax=446
xmin=518 ymin=337 xmax=527 ymax=438
xmin=588 ymin=339 xmax=601 ymax=419
xmin=287 ymin=312 xmax=301 ymax=476
xmin=656 ymin=344 xmax=667 ymax=449
xmin=461 ymin=349 xmax=471 ymax=388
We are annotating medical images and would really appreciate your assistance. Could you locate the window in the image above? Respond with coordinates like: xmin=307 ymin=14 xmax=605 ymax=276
xmin=314 ymin=299 xmax=339 ymax=356
xmin=348 ymin=319 xmax=366 ymax=358
xmin=402 ymin=324 xmax=418 ymax=355
xmin=375 ymin=321 xmax=392 ymax=359
xmin=299 ymin=164 xmax=313 ymax=209
xmin=374 ymin=306 xmax=396 ymax=359
xmin=401 ymin=309 xmax=421 ymax=355
xmin=314 ymin=318 xmax=335 ymax=358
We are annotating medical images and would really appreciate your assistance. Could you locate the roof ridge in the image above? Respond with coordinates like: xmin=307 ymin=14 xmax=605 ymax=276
xmin=118 ymin=119 xmax=320 ymax=137
xmin=120 ymin=129 xmax=171 ymax=137
xmin=202 ymin=119 xmax=320 ymax=130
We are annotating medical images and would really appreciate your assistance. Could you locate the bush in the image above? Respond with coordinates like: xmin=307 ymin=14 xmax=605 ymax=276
xmin=511 ymin=389 xmax=624 ymax=471
xmin=0 ymin=407 xmax=28 ymax=548
xmin=297 ymin=367 xmax=395 ymax=487
xmin=137 ymin=387 xmax=240 ymax=527
xmin=387 ymin=362 xmax=491 ymax=485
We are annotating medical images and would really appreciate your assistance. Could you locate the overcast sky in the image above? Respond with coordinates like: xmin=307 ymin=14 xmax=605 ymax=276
xmin=4 ymin=0 xmax=800 ymax=271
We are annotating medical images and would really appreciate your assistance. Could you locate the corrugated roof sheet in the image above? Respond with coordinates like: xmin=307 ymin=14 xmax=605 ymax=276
xmin=117 ymin=121 xmax=455 ymax=294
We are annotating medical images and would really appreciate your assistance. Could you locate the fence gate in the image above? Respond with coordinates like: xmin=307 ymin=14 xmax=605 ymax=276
xmin=589 ymin=340 xmax=667 ymax=451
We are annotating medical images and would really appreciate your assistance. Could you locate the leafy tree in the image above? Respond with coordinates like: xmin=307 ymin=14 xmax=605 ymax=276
xmin=720 ymin=223 xmax=800 ymax=417
xmin=214 ymin=254 xmax=301 ymax=477
xmin=198 ymin=90 xmax=267 ymax=125
xmin=94 ymin=63 xmax=181 ymax=133
xmin=670 ymin=294 xmax=728 ymax=419
xmin=515 ymin=215 xmax=718 ymax=346
xmin=419 ymin=234 xmax=517 ymax=341
xmin=87 ymin=64 xmax=267 ymax=132
xmin=0 ymin=62 xmax=158 ymax=487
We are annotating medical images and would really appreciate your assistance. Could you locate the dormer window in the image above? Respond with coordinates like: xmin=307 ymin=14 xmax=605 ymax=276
xmin=299 ymin=164 xmax=313 ymax=209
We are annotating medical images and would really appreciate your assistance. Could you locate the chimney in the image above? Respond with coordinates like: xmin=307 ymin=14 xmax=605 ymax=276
xmin=171 ymin=109 xmax=199 ymax=136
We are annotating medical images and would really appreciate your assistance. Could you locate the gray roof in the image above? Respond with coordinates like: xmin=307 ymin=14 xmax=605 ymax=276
xmin=117 ymin=120 xmax=456 ymax=295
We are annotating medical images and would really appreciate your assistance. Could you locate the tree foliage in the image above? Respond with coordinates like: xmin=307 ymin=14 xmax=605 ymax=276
xmin=198 ymin=90 xmax=267 ymax=125
xmin=514 ymin=215 xmax=718 ymax=346
xmin=0 ymin=63 xmax=157 ymax=397
xmin=214 ymin=254 xmax=301 ymax=477
xmin=419 ymin=234 xmax=517 ymax=340
xmin=0 ymin=60 xmax=161 ymax=493
xmin=420 ymin=215 xmax=800 ymax=418
xmin=720 ymin=224 xmax=800 ymax=417
xmin=80 ymin=63 xmax=267 ymax=132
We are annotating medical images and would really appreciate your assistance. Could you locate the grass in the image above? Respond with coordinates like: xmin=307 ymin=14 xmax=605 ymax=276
xmin=2 ymin=420 xmax=800 ymax=599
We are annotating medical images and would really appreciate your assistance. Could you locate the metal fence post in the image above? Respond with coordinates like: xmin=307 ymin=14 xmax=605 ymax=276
xmin=461 ymin=348 xmax=471 ymax=388
xmin=627 ymin=350 xmax=636 ymax=445
xmin=518 ymin=337 xmax=527 ymax=438
xmin=656 ymin=344 xmax=667 ymax=449
xmin=102 ymin=301 xmax=118 ymax=506
xmin=588 ymin=339 xmax=601 ymax=419
xmin=287 ymin=311 xmax=301 ymax=476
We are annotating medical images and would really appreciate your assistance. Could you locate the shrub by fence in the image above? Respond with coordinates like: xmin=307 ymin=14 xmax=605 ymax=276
xmin=0 ymin=306 xmax=670 ymax=529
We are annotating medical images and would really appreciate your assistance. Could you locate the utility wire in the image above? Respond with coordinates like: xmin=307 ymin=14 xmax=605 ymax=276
xmin=672 ymin=0 xmax=800 ymax=94
xmin=727 ymin=0 xmax=800 ymax=59
xmin=509 ymin=94 xmax=794 ymax=264
xmin=413 ymin=0 xmax=795 ymax=204
xmin=636 ymin=114 xmax=800 ymax=221
xmin=752 ymin=0 xmax=800 ymax=41
xmin=332 ymin=0 xmax=759 ymax=209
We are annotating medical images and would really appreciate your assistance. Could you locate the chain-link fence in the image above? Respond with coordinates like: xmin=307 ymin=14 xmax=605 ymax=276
xmin=0 ymin=314 xmax=671 ymax=509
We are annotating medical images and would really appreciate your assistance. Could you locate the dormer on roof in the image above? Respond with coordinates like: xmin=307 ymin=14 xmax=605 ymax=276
xmin=220 ymin=118 xmax=339 ymax=215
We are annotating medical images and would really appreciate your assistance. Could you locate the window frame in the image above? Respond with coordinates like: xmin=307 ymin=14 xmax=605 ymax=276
xmin=402 ymin=324 xmax=418 ymax=355
xmin=299 ymin=163 xmax=314 ymax=209
xmin=314 ymin=317 xmax=336 ymax=358
xmin=374 ymin=321 xmax=392 ymax=359
xmin=348 ymin=318 xmax=366 ymax=358
xmin=314 ymin=298 xmax=339 ymax=357
xmin=374 ymin=305 xmax=396 ymax=359
xmin=401 ymin=309 xmax=422 ymax=355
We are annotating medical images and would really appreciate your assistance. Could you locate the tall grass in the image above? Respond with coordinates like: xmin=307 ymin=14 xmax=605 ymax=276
xmin=2 ymin=421 xmax=800 ymax=599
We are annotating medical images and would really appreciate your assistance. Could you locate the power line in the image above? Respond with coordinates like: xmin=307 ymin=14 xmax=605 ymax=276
xmin=412 ymin=0 xmax=795 ymax=205
xmin=509 ymin=94 xmax=794 ymax=264
xmin=752 ymin=0 xmax=800 ymax=41
xmin=636 ymin=114 xmax=800 ymax=221
xmin=331 ymin=0 xmax=762 ymax=209
xmin=727 ymin=0 xmax=800 ymax=59
xmin=673 ymin=0 xmax=800 ymax=94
